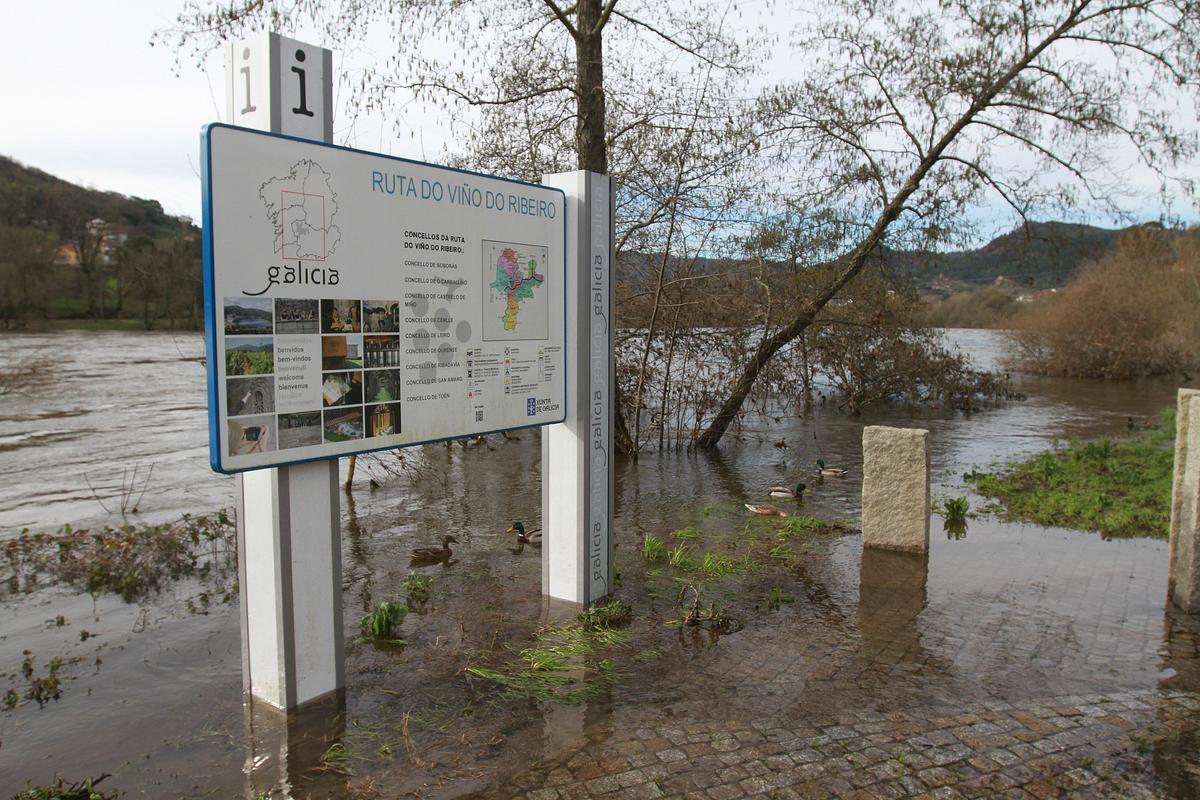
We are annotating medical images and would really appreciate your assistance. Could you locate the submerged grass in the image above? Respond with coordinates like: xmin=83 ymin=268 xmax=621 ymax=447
xmin=466 ymin=599 xmax=632 ymax=706
xmin=967 ymin=409 xmax=1175 ymax=539
xmin=12 ymin=775 xmax=117 ymax=800
xmin=361 ymin=599 xmax=408 ymax=643
xmin=2 ymin=512 xmax=236 ymax=601
xmin=642 ymin=533 xmax=667 ymax=562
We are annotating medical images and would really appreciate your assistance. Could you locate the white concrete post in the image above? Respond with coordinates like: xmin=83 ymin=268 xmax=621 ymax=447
xmin=1169 ymin=389 xmax=1200 ymax=611
xmin=226 ymin=32 xmax=344 ymax=709
xmin=861 ymin=426 xmax=930 ymax=553
xmin=539 ymin=171 xmax=614 ymax=605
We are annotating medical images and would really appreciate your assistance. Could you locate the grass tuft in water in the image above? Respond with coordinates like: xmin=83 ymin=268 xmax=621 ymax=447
xmin=642 ymin=533 xmax=667 ymax=562
xmin=668 ymin=544 xmax=694 ymax=570
xmin=404 ymin=573 xmax=432 ymax=604
xmin=361 ymin=599 xmax=408 ymax=643
xmin=466 ymin=615 xmax=631 ymax=706
xmin=766 ymin=587 xmax=795 ymax=610
xmin=578 ymin=598 xmax=633 ymax=629
xmin=768 ymin=543 xmax=798 ymax=563
xmin=13 ymin=775 xmax=117 ymax=800
xmin=672 ymin=525 xmax=702 ymax=540
xmin=936 ymin=496 xmax=970 ymax=523
xmin=701 ymin=552 xmax=748 ymax=579
xmin=776 ymin=516 xmax=826 ymax=537
xmin=968 ymin=409 xmax=1175 ymax=538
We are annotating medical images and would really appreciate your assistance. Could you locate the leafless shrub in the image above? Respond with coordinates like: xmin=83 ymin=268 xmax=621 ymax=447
xmin=1008 ymin=229 xmax=1200 ymax=378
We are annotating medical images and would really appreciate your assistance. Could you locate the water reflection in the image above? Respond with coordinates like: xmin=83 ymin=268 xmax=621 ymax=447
xmin=944 ymin=517 xmax=968 ymax=540
xmin=1156 ymin=607 xmax=1200 ymax=798
xmin=243 ymin=693 xmax=346 ymax=798
xmin=857 ymin=548 xmax=928 ymax=662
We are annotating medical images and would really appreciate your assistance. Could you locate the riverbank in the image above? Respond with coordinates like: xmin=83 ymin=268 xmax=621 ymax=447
xmin=967 ymin=409 xmax=1175 ymax=538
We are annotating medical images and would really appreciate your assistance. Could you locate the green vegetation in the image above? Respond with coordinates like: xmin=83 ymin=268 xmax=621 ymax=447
xmin=968 ymin=411 xmax=1175 ymax=538
xmin=667 ymin=544 xmax=694 ymax=569
xmin=768 ymin=543 xmax=798 ymax=562
xmin=5 ymin=651 xmax=65 ymax=712
xmin=467 ymin=597 xmax=631 ymax=705
xmin=766 ymin=587 xmax=795 ymax=610
xmin=466 ymin=617 xmax=629 ymax=706
xmin=404 ymin=573 xmax=432 ymax=604
xmin=225 ymin=349 xmax=273 ymax=376
xmin=641 ymin=533 xmax=666 ymax=562
xmin=1 ymin=154 xmax=202 ymax=330
xmin=2 ymin=513 xmax=236 ymax=602
xmin=578 ymin=598 xmax=632 ymax=629
xmin=701 ymin=551 xmax=751 ymax=579
xmin=361 ymin=599 xmax=408 ymax=643
xmin=671 ymin=525 xmax=701 ymax=540
xmin=936 ymin=496 xmax=970 ymax=523
xmin=12 ymin=775 xmax=117 ymax=800
xmin=776 ymin=516 xmax=826 ymax=537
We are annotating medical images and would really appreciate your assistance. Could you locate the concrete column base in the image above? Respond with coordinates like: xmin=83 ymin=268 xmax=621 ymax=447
xmin=862 ymin=426 xmax=930 ymax=553
xmin=1168 ymin=390 xmax=1200 ymax=610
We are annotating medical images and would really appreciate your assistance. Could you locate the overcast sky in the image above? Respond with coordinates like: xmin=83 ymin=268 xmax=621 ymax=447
xmin=3 ymin=2 xmax=1195 ymax=231
xmin=0 ymin=1 xmax=440 ymax=223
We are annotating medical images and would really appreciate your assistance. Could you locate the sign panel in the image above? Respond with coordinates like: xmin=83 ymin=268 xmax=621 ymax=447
xmin=202 ymin=124 xmax=567 ymax=473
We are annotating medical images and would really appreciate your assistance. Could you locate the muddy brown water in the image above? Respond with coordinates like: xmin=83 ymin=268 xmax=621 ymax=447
xmin=0 ymin=329 xmax=1197 ymax=798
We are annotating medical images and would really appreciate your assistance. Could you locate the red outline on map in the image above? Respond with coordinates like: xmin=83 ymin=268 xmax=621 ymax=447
xmin=279 ymin=190 xmax=328 ymax=262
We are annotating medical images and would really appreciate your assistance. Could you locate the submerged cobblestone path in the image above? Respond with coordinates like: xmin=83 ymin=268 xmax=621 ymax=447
xmin=464 ymin=524 xmax=1200 ymax=800
xmin=493 ymin=690 xmax=1199 ymax=799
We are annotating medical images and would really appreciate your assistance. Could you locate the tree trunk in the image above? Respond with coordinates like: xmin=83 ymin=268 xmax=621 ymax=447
xmin=694 ymin=11 xmax=1074 ymax=450
xmin=574 ymin=0 xmax=607 ymax=175
xmin=574 ymin=0 xmax=635 ymax=454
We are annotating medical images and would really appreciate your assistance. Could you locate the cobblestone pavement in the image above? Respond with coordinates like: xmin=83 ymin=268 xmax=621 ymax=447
xmin=465 ymin=525 xmax=1200 ymax=800
xmin=491 ymin=689 xmax=1200 ymax=799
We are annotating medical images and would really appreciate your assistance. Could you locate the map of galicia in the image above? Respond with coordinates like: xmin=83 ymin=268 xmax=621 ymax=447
xmin=483 ymin=241 xmax=550 ymax=341
xmin=260 ymin=160 xmax=342 ymax=260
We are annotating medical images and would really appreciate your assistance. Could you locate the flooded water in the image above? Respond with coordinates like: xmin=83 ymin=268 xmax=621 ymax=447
xmin=0 ymin=329 xmax=1197 ymax=798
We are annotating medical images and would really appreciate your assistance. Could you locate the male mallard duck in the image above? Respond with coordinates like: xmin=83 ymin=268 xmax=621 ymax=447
xmin=745 ymin=503 xmax=788 ymax=517
xmin=816 ymin=459 xmax=847 ymax=477
xmin=506 ymin=521 xmax=542 ymax=545
xmin=768 ymin=482 xmax=806 ymax=500
xmin=410 ymin=535 xmax=458 ymax=565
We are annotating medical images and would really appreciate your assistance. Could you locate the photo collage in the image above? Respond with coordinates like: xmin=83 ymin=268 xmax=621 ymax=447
xmin=223 ymin=296 xmax=403 ymax=458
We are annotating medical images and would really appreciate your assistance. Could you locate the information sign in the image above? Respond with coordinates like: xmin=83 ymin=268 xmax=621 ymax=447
xmin=202 ymin=124 xmax=567 ymax=473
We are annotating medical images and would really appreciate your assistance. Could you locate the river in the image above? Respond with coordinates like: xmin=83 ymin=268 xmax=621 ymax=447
xmin=0 ymin=328 xmax=1194 ymax=798
xmin=0 ymin=329 xmax=1177 ymax=534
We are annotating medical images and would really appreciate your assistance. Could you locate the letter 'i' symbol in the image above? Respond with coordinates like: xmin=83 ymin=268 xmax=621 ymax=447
xmin=239 ymin=47 xmax=256 ymax=114
xmin=291 ymin=49 xmax=314 ymax=117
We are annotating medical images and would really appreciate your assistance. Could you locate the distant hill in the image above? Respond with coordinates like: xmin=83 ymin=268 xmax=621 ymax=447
xmin=885 ymin=221 xmax=1135 ymax=293
xmin=616 ymin=221 xmax=1140 ymax=297
xmin=0 ymin=154 xmax=195 ymax=239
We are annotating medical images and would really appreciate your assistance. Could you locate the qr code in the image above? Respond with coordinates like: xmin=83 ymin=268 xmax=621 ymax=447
xmin=475 ymin=410 xmax=484 ymax=422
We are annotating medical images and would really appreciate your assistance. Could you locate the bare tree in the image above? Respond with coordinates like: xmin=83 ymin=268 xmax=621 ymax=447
xmin=0 ymin=224 xmax=55 ymax=327
xmin=160 ymin=0 xmax=761 ymax=455
xmin=693 ymin=0 xmax=1200 ymax=448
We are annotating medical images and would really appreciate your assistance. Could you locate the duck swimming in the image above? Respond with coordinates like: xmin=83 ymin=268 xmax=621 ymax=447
xmin=410 ymin=535 xmax=458 ymax=565
xmin=745 ymin=503 xmax=788 ymax=517
xmin=506 ymin=521 xmax=542 ymax=545
xmin=768 ymin=482 xmax=806 ymax=499
xmin=816 ymin=459 xmax=847 ymax=477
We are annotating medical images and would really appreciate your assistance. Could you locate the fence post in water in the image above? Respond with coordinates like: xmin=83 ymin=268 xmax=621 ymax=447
xmin=539 ymin=171 xmax=614 ymax=605
xmin=861 ymin=426 xmax=930 ymax=553
xmin=226 ymin=33 xmax=344 ymax=710
xmin=1168 ymin=389 xmax=1200 ymax=611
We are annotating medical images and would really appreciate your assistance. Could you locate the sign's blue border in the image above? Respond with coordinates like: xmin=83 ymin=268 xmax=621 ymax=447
xmin=201 ymin=122 xmax=570 ymax=475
